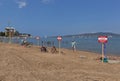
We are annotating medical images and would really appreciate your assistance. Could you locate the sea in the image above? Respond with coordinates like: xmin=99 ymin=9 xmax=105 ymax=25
xmin=1 ymin=36 xmax=120 ymax=56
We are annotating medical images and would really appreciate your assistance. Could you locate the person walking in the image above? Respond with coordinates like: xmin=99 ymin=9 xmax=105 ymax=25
xmin=71 ymin=41 xmax=76 ymax=52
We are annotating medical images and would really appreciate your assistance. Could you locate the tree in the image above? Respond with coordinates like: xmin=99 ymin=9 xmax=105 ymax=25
xmin=0 ymin=32 xmax=5 ymax=36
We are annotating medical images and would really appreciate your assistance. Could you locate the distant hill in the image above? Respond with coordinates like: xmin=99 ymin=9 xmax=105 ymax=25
xmin=48 ymin=32 xmax=120 ymax=38
xmin=62 ymin=32 xmax=120 ymax=38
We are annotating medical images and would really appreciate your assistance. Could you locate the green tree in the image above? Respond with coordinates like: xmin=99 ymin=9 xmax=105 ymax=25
xmin=0 ymin=32 xmax=5 ymax=36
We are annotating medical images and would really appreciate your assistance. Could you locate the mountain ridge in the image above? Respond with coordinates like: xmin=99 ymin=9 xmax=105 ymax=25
xmin=48 ymin=32 xmax=120 ymax=38
xmin=63 ymin=32 xmax=120 ymax=37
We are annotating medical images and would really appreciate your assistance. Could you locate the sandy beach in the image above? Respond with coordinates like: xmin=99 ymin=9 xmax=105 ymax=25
xmin=0 ymin=43 xmax=120 ymax=81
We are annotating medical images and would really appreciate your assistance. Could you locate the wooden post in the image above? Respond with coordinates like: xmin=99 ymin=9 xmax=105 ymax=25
xmin=58 ymin=41 xmax=61 ymax=54
xmin=36 ymin=36 xmax=40 ymax=46
xmin=37 ymin=39 xmax=40 ymax=46
xmin=57 ymin=36 xmax=62 ymax=54
xmin=102 ymin=43 xmax=105 ymax=62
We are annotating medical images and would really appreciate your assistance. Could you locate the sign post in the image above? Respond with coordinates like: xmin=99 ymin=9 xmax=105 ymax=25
xmin=35 ymin=36 xmax=40 ymax=46
xmin=98 ymin=36 xmax=108 ymax=62
xmin=57 ymin=36 xmax=62 ymax=54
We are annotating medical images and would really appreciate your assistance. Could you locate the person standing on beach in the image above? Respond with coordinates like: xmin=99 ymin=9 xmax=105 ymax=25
xmin=71 ymin=41 xmax=76 ymax=52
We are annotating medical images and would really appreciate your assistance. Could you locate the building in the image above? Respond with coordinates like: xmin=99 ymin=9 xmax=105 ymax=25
xmin=5 ymin=27 xmax=15 ymax=37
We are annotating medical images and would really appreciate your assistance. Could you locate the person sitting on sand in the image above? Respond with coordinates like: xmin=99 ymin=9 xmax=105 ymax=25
xmin=40 ymin=46 xmax=47 ymax=52
xmin=21 ymin=39 xmax=27 ymax=46
xmin=51 ymin=46 xmax=57 ymax=54
xmin=21 ymin=40 xmax=33 ymax=47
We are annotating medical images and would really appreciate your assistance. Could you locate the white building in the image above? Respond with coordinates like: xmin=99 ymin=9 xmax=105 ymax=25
xmin=5 ymin=27 xmax=15 ymax=37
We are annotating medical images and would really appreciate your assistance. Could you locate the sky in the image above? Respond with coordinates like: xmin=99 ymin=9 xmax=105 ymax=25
xmin=0 ymin=0 xmax=120 ymax=37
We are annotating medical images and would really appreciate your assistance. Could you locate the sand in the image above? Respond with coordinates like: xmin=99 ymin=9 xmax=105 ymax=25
xmin=0 ymin=43 xmax=120 ymax=81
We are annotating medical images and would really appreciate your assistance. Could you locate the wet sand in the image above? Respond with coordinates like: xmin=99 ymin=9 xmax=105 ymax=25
xmin=0 ymin=43 xmax=120 ymax=81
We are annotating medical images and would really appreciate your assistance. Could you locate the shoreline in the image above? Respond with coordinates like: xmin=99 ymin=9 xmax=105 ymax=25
xmin=1 ymin=37 xmax=120 ymax=56
xmin=3 ymin=42 xmax=120 ymax=60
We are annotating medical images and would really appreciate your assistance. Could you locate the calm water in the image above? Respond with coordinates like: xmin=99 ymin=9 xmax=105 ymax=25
xmin=40 ymin=36 xmax=120 ymax=56
xmin=1 ymin=36 xmax=120 ymax=56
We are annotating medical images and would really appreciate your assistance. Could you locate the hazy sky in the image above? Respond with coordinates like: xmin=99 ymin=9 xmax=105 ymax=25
xmin=0 ymin=0 xmax=120 ymax=36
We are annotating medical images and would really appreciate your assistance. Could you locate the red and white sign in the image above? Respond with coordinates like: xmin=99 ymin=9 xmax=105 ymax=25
xmin=98 ymin=36 xmax=108 ymax=43
xmin=35 ymin=36 xmax=40 ymax=40
xmin=57 ymin=36 xmax=62 ymax=41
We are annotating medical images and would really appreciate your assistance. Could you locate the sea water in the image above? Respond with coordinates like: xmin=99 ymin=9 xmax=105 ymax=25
xmin=32 ymin=36 xmax=120 ymax=56
xmin=1 ymin=36 xmax=120 ymax=56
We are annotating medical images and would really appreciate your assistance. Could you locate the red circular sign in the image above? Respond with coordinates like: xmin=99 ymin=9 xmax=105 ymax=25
xmin=57 ymin=36 xmax=62 ymax=41
xmin=98 ymin=36 xmax=108 ymax=43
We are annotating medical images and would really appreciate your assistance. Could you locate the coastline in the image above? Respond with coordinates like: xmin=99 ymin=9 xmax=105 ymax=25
xmin=1 ymin=36 xmax=120 ymax=56
xmin=0 ymin=43 xmax=120 ymax=81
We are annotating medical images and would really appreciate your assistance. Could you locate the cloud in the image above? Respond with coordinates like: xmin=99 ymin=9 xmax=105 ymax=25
xmin=16 ymin=0 xmax=27 ymax=8
xmin=41 ymin=0 xmax=54 ymax=4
